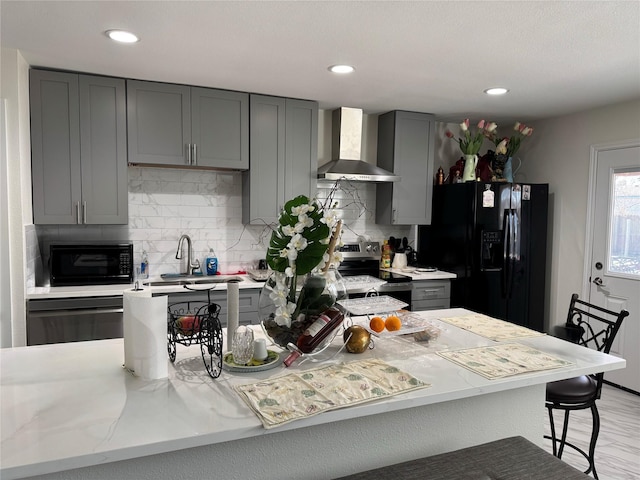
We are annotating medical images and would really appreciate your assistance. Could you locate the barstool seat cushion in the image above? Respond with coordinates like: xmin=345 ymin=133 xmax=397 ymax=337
xmin=546 ymin=375 xmax=598 ymax=403
xmin=333 ymin=436 xmax=591 ymax=480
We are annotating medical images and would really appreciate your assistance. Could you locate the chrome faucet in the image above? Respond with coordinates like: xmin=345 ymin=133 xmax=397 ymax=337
xmin=175 ymin=234 xmax=200 ymax=275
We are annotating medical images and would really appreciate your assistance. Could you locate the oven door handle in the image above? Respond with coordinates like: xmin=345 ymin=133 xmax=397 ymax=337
xmin=28 ymin=308 xmax=124 ymax=318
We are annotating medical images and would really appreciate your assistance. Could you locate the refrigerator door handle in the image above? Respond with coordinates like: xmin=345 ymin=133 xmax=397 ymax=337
xmin=502 ymin=210 xmax=510 ymax=298
xmin=502 ymin=209 xmax=516 ymax=300
xmin=508 ymin=210 xmax=517 ymax=299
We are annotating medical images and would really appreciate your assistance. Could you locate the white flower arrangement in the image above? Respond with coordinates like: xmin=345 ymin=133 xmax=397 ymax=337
xmin=264 ymin=195 xmax=343 ymax=327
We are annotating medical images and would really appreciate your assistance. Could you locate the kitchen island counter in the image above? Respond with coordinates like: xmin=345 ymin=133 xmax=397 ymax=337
xmin=1 ymin=308 xmax=624 ymax=480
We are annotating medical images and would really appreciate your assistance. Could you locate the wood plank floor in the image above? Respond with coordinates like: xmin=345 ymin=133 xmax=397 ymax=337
xmin=543 ymin=384 xmax=640 ymax=479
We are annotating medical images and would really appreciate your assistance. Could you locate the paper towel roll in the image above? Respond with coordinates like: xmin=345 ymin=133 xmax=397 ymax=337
xmin=226 ymin=279 xmax=240 ymax=352
xmin=123 ymin=288 xmax=168 ymax=380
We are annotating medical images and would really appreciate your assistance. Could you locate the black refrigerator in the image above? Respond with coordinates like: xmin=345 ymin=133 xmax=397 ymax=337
xmin=418 ymin=182 xmax=549 ymax=332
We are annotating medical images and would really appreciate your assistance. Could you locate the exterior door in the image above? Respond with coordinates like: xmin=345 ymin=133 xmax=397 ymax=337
xmin=587 ymin=141 xmax=640 ymax=392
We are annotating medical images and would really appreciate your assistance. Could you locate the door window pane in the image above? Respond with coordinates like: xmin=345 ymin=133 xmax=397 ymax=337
xmin=609 ymin=169 xmax=640 ymax=276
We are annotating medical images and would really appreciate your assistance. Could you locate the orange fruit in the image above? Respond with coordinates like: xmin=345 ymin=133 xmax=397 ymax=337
xmin=385 ymin=315 xmax=402 ymax=331
xmin=369 ymin=316 xmax=385 ymax=333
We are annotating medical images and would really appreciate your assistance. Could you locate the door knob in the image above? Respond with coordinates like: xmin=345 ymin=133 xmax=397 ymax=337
xmin=593 ymin=277 xmax=605 ymax=287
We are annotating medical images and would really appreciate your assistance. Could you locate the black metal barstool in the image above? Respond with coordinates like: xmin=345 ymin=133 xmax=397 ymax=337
xmin=545 ymin=293 xmax=629 ymax=479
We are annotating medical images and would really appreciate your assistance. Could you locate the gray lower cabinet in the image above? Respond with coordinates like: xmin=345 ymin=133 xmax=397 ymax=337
xmin=163 ymin=288 xmax=260 ymax=327
xmin=412 ymin=280 xmax=451 ymax=311
xmin=242 ymin=95 xmax=318 ymax=225
xmin=376 ymin=111 xmax=435 ymax=225
xmin=30 ymin=69 xmax=128 ymax=224
xmin=127 ymin=80 xmax=249 ymax=170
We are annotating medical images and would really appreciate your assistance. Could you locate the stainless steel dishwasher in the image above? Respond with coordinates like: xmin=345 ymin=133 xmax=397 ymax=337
xmin=26 ymin=296 xmax=123 ymax=345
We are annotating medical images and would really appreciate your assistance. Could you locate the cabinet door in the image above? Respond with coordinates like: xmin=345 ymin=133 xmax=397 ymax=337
xmin=191 ymin=87 xmax=248 ymax=170
xmin=127 ymin=80 xmax=191 ymax=166
xmin=376 ymin=111 xmax=435 ymax=225
xmin=243 ymin=95 xmax=286 ymax=224
xmin=30 ymin=69 xmax=82 ymax=224
xmin=243 ymin=96 xmax=318 ymax=225
xmin=284 ymin=98 xmax=318 ymax=202
xmin=79 ymin=75 xmax=128 ymax=224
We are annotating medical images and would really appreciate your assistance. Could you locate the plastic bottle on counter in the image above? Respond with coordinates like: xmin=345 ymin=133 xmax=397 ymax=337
xmin=205 ymin=248 xmax=218 ymax=275
xmin=381 ymin=240 xmax=392 ymax=269
xmin=283 ymin=307 xmax=345 ymax=367
xmin=140 ymin=250 xmax=149 ymax=279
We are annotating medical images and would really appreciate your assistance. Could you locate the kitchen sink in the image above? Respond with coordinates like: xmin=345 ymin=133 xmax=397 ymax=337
xmin=143 ymin=276 xmax=243 ymax=287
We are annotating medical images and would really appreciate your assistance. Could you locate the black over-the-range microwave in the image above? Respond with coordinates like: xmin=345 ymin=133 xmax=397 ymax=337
xmin=49 ymin=244 xmax=134 ymax=286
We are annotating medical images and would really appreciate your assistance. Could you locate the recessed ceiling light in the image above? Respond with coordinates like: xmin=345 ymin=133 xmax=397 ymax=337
xmin=106 ymin=30 xmax=139 ymax=44
xmin=484 ymin=87 xmax=509 ymax=95
xmin=329 ymin=65 xmax=355 ymax=74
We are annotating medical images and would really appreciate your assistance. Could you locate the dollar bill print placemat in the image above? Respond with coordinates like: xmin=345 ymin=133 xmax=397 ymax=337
xmin=437 ymin=343 xmax=573 ymax=380
xmin=234 ymin=359 xmax=430 ymax=429
xmin=438 ymin=314 xmax=545 ymax=341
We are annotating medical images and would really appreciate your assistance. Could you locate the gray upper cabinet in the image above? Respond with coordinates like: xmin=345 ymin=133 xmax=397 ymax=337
xmin=30 ymin=69 xmax=128 ymax=225
xmin=376 ymin=110 xmax=435 ymax=225
xmin=127 ymin=80 xmax=249 ymax=170
xmin=243 ymin=95 xmax=318 ymax=225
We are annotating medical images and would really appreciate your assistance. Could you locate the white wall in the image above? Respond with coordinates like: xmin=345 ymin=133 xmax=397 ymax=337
xmin=519 ymin=99 xmax=640 ymax=330
xmin=0 ymin=48 xmax=31 ymax=347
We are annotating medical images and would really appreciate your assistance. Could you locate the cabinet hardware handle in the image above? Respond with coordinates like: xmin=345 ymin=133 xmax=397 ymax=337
xmin=83 ymin=201 xmax=87 ymax=224
xmin=29 ymin=307 xmax=124 ymax=318
xmin=192 ymin=143 xmax=197 ymax=166
xmin=76 ymin=201 xmax=81 ymax=224
xmin=187 ymin=143 xmax=192 ymax=165
xmin=392 ymin=209 xmax=397 ymax=223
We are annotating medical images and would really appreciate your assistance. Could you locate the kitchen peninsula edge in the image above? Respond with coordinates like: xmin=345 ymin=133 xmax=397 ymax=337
xmin=1 ymin=308 xmax=624 ymax=480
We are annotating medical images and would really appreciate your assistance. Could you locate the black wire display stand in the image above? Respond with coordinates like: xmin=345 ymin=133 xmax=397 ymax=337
xmin=167 ymin=287 xmax=223 ymax=378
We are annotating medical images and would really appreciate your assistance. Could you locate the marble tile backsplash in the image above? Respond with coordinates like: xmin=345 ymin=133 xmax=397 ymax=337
xmin=32 ymin=167 xmax=411 ymax=285
xmin=24 ymin=225 xmax=40 ymax=288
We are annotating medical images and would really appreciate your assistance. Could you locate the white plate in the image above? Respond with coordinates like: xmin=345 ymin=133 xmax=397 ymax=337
xmin=222 ymin=350 xmax=284 ymax=372
xmin=416 ymin=267 xmax=437 ymax=273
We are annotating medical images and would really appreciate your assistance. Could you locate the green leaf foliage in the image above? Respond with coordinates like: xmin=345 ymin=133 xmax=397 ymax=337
xmin=266 ymin=195 xmax=330 ymax=275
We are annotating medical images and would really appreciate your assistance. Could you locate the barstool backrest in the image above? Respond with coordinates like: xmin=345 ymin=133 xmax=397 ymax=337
xmin=566 ymin=293 xmax=629 ymax=354
xmin=564 ymin=293 xmax=629 ymax=397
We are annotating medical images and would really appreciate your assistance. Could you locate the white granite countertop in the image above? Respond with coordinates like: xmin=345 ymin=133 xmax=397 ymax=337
xmin=26 ymin=270 xmax=456 ymax=300
xmin=0 ymin=308 xmax=624 ymax=479
xmin=381 ymin=267 xmax=457 ymax=281
xmin=26 ymin=274 xmax=265 ymax=300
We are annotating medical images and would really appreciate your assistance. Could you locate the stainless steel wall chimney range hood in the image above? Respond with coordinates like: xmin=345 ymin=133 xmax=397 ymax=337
xmin=317 ymin=107 xmax=400 ymax=182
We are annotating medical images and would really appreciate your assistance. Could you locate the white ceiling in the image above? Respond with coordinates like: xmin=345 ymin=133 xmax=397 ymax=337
xmin=2 ymin=1 xmax=639 ymax=123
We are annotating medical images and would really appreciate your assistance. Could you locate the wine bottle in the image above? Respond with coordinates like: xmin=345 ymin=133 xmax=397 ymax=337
xmin=283 ymin=307 xmax=344 ymax=367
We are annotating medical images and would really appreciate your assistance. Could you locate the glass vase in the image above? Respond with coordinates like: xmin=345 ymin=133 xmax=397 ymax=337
xmin=259 ymin=269 xmax=347 ymax=348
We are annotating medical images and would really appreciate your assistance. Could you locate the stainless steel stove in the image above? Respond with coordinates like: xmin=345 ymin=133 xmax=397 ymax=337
xmin=337 ymin=241 xmax=413 ymax=309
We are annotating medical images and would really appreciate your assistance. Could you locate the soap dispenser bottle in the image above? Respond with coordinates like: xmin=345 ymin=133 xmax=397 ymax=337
xmin=140 ymin=250 xmax=149 ymax=279
xmin=205 ymin=248 xmax=218 ymax=275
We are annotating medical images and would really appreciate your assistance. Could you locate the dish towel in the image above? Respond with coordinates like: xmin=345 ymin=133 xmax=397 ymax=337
xmin=234 ymin=359 xmax=429 ymax=429
xmin=437 ymin=343 xmax=573 ymax=380
xmin=438 ymin=314 xmax=545 ymax=341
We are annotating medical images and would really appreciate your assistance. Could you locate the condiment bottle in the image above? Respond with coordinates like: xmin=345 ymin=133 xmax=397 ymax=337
xmin=381 ymin=240 xmax=392 ymax=269
xmin=283 ymin=307 xmax=344 ymax=366
xmin=436 ymin=166 xmax=444 ymax=185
